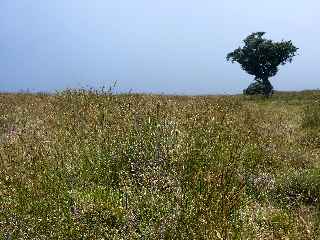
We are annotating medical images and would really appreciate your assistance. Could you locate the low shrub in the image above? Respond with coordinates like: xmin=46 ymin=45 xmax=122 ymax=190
xmin=273 ymin=168 xmax=320 ymax=207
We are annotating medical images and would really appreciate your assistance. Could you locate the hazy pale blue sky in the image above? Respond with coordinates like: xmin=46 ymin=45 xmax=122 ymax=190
xmin=1 ymin=1 xmax=319 ymax=94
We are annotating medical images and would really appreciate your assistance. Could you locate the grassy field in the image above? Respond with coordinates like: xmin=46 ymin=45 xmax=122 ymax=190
xmin=1 ymin=89 xmax=320 ymax=239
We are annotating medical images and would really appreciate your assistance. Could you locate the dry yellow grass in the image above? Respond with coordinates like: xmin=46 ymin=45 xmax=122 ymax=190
xmin=0 ymin=89 xmax=320 ymax=239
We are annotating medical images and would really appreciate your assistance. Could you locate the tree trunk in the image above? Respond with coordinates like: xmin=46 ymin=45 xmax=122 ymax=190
xmin=262 ymin=78 xmax=273 ymax=97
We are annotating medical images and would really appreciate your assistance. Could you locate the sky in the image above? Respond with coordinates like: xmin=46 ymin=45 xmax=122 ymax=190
xmin=1 ymin=0 xmax=319 ymax=94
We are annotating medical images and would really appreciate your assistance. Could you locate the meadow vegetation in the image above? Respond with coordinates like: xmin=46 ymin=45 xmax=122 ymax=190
xmin=0 ymin=89 xmax=320 ymax=239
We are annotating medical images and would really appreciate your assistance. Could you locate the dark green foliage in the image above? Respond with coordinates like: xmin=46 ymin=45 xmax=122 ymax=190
xmin=244 ymin=81 xmax=273 ymax=95
xmin=227 ymin=32 xmax=298 ymax=96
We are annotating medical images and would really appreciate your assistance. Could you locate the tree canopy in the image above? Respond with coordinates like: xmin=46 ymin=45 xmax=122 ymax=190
xmin=227 ymin=32 xmax=298 ymax=96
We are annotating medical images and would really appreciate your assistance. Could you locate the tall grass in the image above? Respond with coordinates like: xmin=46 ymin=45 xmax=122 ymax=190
xmin=1 ymin=90 xmax=320 ymax=239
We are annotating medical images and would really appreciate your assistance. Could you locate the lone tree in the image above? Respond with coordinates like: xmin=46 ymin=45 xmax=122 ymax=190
xmin=227 ymin=32 xmax=298 ymax=96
